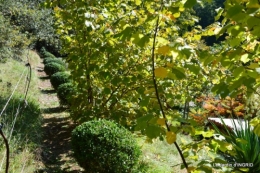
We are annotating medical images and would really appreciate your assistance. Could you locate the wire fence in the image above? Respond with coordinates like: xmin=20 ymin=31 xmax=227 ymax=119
xmin=0 ymin=49 xmax=32 ymax=173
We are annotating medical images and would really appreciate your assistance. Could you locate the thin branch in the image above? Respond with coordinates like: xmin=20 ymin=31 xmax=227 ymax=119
xmin=151 ymin=4 xmax=188 ymax=170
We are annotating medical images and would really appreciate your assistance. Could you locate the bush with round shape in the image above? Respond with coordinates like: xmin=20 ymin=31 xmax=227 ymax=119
xmin=43 ymin=51 xmax=56 ymax=59
xmin=40 ymin=47 xmax=46 ymax=57
xmin=57 ymin=82 xmax=75 ymax=106
xmin=43 ymin=57 xmax=54 ymax=64
xmin=44 ymin=62 xmax=65 ymax=76
xmin=39 ymin=47 xmax=56 ymax=59
xmin=50 ymin=72 xmax=70 ymax=90
xmin=71 ymin=119 xmax=141 ymax=173
xmin=43 ymin=57 xmax=66 ymax=66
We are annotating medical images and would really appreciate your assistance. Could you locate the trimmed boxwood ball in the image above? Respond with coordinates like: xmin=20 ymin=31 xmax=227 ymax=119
xmin=43 ymin=51 xmax=56 ymax=59
xmin=44 ymin=62 xmax=65 ymax=76
xmin=43 ymin=57 xmax=66 ymax=66
xmin=43 ymin=57 xmax=53 ymax=64
xmin=40 ymin=47 xmax=56 ymax=59
xmin=71 ymin=119 xmax=141 ymax=173
xmin=40 ymin=47 xmax=46 ymax=57
xmin=57 ymin=82 xmax=75 ymax=105
xmin=50 ymin=72 xmax=70 ymax=90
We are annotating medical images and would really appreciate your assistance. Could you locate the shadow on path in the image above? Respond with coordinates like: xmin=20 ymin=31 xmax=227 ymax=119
xmin=41 ymin=89 xmax=56 ymax=94
xmin=35 ymin=113 xmax=80 ymax=173
xmin=41 ymin=106 xmax=68 ymax=114
xmin=39 ymin=76 xmax=50 ymax=80
xmin=36 ymin=61 xmax=83 ymax=173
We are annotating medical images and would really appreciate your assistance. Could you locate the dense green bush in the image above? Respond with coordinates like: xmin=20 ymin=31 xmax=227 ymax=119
xmin=39 ymin=47 xmax=46 ymax=57
xmin=43 ymin=57 xmax=54 ymax=64
xmin=44 ymin=62 xmax=65 ymax=76
xmin=71 ymin=119 xmax=141 ymax=173
xmin=57 ymin=82 xmax=76 ymax=105
xmin=43 ymin=51 xmax=56 ymax=59
xmin=43 ymin=57 xmax=66 ymax=66
xmin=40 ymin=47 xmax=56 ymax=59
xmin=50 ymin=72 xmax=70 ymax=90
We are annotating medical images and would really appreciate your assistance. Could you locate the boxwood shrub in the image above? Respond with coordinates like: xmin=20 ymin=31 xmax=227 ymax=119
xmin=57 ymin=82 xmax=75 ymax=106
xmin=50 ymin=72 xmax=70 ymax=90
xmin=43 ymin=57 xmax=66 ymax=66
xmin=40 ymin=47 xmax=56 ymax=59
xmin=71 ymin=119 xmax=141 ymax=173
xmin=44 ymin=62 xmax=65 ymax=76
xmin=39 ymin=47 xmax=46 ymax=57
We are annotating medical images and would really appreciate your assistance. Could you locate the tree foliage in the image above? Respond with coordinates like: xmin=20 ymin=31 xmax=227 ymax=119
xmin=46 ymin=0 xmax=260 ymax=172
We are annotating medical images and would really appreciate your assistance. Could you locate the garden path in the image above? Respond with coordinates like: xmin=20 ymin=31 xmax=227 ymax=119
xmin=35 ymin=58 xmax=82 ymax=173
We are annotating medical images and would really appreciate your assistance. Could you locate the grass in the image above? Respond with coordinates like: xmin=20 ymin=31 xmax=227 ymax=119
xmin=136 ymin=134 xmax=192 ymax=173
xmin=0 ymin=49 xmax=42 ymax=172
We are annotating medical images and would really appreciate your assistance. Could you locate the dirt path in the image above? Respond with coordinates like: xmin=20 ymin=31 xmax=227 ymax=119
xmin=35 ymin=59 xmax=82 ymax=173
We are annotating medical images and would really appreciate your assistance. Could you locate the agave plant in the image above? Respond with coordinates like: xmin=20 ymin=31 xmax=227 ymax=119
xmin=210 ymin=117 xmax=260 ymax=172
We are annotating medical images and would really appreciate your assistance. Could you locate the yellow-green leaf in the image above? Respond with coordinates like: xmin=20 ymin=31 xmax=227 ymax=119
xmin=135 ymin=0 xmax=142 ymax=5
xmin=248 ymin=63 xmax=259 ymax=69
xmin=247 ymin=0 xmax=260 ymax=8
xmin=173 ymin=12 xmax=180 ymax=18
xmin=157 ymin=46 xmax=170 ymax=55
xmin=157 ymin=118 xmax=166 ymax=126
xmin=154 ymin=67 xmax=168 ymax=78
xmin=179 ymin=7 xmax=185 ymax=12
xmin=241 ymin=53 xmax=250 ymax=63
xmin=187 ymin=167 xmax=196 ymax=172
xmin=171 ymin=51 xmax=179 ymax=60
xmin=194 ymin=35 xmax=201 ymax=41
xmin=156 ymin=37 xmax=169 ymax=45
xmin=166 ymin=131 xmax=176 ymax=144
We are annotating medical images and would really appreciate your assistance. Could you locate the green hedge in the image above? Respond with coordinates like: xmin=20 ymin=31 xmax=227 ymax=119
xmin=50 ymin=72 xmax=70 ymax=90
xmin=44 ymin=62 xmax=65 ymax=76
xmin=43 ymin=57 xmax=66 ymax=66
xmin=57 ymin=82 xmax=75 ymax=105
xmin=40 ymin=47 xmax=56 ymax=59
xmin=71 ymin=119 xmax=141 ymax=173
